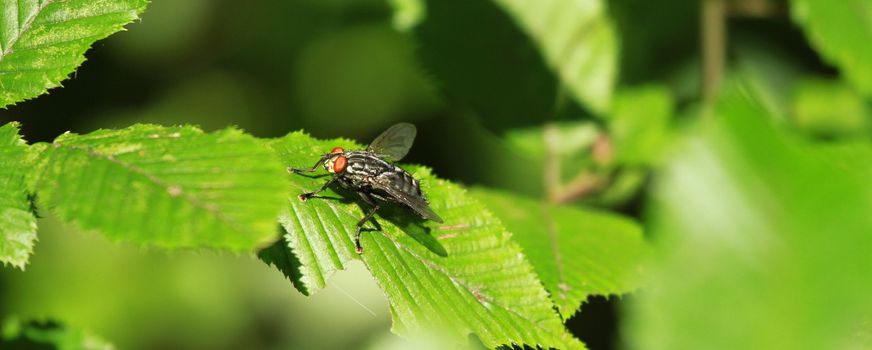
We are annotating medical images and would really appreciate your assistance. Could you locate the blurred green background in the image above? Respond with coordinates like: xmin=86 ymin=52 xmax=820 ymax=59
xmin=3 ymin=0 xmax=872 ymax=349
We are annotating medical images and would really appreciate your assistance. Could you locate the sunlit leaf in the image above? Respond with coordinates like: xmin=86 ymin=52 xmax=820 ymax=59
xmin=472 ymin=187 xmax=647 ymax=320
xmin=791 ymin=0 xmax=872 ymax=96
xmin=626 ymin=85 xmax=872 ymax=349
xmin=33 ymin=124 xmax=287 ymax=251
xmin=0 ymin=0 xmax=148 ymax=107
xmin=0 ymin=122 xmax=36 ymax=269
xmin=268 ymin=132 xmax=584 ymax=349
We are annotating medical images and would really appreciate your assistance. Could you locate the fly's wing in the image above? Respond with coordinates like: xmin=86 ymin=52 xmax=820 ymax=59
xmin=367 ymin=123 xmax=416 ymax=161
xmin=371 ymin=175 xmax=444 ymax=223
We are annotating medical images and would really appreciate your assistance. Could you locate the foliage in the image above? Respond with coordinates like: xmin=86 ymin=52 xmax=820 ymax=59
xmin=791 ymin=0 xmax=872 ymax=97
xmin=0 ymin=0 xmax=148 ymax=107
xmin=31 ymin=124 xmax=288 ymax=251
xmin=492 ymin=0 xmax=617 ymax=115
xmin=264 ymin=132 xmax=585 ymax=349
xmin=0 ymin=0 xmax=641 ymax=342
xmin=2 ymin=0 xmax=872 ymax=349
xmin=257 ymin=226 xmax=308 ymax=294
xmin=472 ymin=187 xmax=648 ymax=320
xmin=414 ymin=0 xmax=616 ymax=133
xmin=610 ymin=86 xmax=673 ymax=166
xmin=626 ymin=85 xmax=872 ymax=349
xmin=791 ymin=78 xmax=871 ymax=138
xmin=1 ymin=317 xmax=114 ymax=350
xmin=0 ymin=122 xmax=36 ymax=269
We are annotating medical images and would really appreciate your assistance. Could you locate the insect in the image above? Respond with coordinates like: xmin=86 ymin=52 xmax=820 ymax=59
xmin=288 ymin=123 xmax=443 ymax=254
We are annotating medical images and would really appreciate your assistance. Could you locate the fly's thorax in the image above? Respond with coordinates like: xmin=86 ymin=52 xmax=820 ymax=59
xmin=343 ymin=152 xmax=425 ymax=199
xmin=344 ymin=152 xmax=393 ymax=177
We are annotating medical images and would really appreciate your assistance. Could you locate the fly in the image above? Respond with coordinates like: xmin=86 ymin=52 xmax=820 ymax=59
xmin=288 ymin=123 xmax=444 ymax=254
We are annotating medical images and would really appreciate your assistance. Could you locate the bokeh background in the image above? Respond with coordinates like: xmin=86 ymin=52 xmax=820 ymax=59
xmin=2 ymin=0 xmax=869 ymax=349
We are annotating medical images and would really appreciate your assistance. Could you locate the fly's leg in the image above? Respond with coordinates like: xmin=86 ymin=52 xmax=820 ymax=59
xmin=355 ymin=204 xmax=381 ymax=254
xmin=288 ymin=155 xmax=328 ymax=174
xmin=355 ymin=192 xmax=380 ymax=254
xmin=299 ymin=176 xmax=338 ymax=202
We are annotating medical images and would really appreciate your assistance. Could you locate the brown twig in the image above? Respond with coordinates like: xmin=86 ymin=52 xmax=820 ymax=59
xmin=543 ymin=122 xmax=561 ymax=196
xmin=548 ymin=171 xmax=607 ymax=204
xmin=728 ymin=0 xmax=786 ymax=18
xmin=543 ymin=126 xmax=611 ymax=204
xmin=701 ymin=0 xmax=726 ymax=108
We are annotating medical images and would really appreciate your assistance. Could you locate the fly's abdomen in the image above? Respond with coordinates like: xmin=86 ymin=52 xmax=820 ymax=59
xmin=382 ymin=168 xmax=424 ymax=198
xmin=345 ymin=152 xmax=429 ymax=205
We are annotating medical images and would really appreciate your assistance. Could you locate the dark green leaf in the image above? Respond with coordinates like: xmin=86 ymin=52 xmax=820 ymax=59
xmin=492 ymin=0 xmax=617 ymax=115
xmin=414 ymin=0 xmax=616 ymax=130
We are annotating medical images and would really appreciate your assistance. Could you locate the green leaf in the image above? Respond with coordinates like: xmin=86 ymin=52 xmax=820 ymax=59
xmin=808 ymin=141 xmax=872 ymax=176
xmin=414 ymin=0 xmax=616 ymax=130
xmin=0 ymin=122 xmax=36 ymax=269
xmin=2 ymin=316 xmax=113 ymax=350
xmin=0 ymin=0 xmax=148 ymax=107
xmin=472 ymin=187 xmax=647 ymax=320
xmin=269 ymin=132 xmax=584 ymax=349
xmin=610 ymin=85 xmax=673 ymax=166
xmin=388 ymin=0 xmax=425 ymax=32
xmin=34 ymin=124 xmax=287 ymax=252
xmin=733 ymin=34 xmax=806 ymax=120
xmin=626 ymin=85 xmax=872 ymax=349
xmin=415 ymin=0 xmax=559 ymax=130
xmin=493 ymin=0 xmax=618 ymax=115
xmin=257 ymin=226 xmax=308 ymax=295
xmin=791 ymin=78 xmax=871 ymax=138
xmin=791 ymin=0 xmax=872 ymax=96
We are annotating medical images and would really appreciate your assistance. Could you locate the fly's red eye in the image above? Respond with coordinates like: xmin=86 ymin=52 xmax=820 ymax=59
xmin=330 ymin=147 xmax=344 ymax=154
xmin=333 ymin=156 xmax=347 ymax=173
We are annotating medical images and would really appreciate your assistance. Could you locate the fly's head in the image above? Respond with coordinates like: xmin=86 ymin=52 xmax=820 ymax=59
xmin=323 ymin=146 xmax=348 ymax=174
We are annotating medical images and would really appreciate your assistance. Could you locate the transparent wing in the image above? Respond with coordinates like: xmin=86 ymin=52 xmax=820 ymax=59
xmin=367 ymin=123 xmax=417 ymax=161
xmin=372 ymin=175 xmax=444 ymax=223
